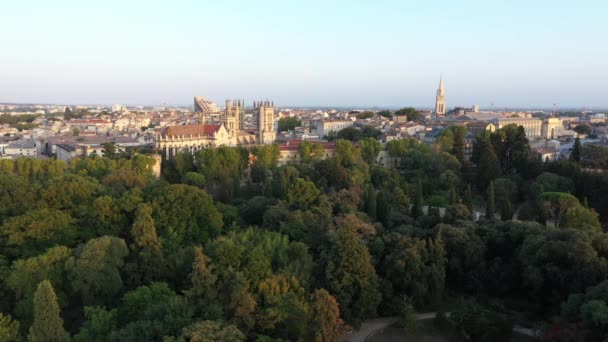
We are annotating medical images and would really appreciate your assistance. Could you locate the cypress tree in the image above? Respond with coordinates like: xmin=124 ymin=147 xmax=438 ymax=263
xmin=376 ymin=190 xmax=389 ymax=225
xmin=129 ymin=203 xmax=164 ymax=285
xmin=131 ymin=204 xmax=161 ymax=252
xmin=448 ymin=185 xmax=458 ymax=205
xmin=28 ymin=280 xmax=69 ymax=342
xmin=411 ymin=180 xmax=424 ymax=218
xmin=570 ymin=137 xmax=582 ymax=163
xmin=500 ymin=198 xmax=513 ymax=221
xmin=477 ymin=138 xmax=501 ymax=189
xmin=366 ymin=184 xmax=377 ymax=221
xmin=464 ymin=184 xmax=473 ymax=213
xmin=451 ymin=127 xmax=466 ymax=162
xmin=486 ymin=181 xmax=495 ymax=220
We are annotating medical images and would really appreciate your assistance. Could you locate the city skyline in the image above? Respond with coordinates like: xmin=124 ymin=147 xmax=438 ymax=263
xmin=1 ymin=1 xmax=607 ymax=107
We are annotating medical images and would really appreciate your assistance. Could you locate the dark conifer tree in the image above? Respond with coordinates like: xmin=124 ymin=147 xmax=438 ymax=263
xmin=411 ymin=180 xmax=424 ymax=218
xmin=571 ymin=137 xmax=582 ymax=163
xmin=486 ymin=181 xmax=495 ymax=220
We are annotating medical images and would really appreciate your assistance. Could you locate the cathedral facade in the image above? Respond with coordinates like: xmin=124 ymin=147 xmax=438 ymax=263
xmin=155 ymin=98 xmax=276 ymax=158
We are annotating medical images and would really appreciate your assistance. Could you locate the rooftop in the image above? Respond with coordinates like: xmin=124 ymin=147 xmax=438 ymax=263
xmin=7 ymin=140 xmax=36 ymax=149
xmin=162 ymin=124 xmax=221 ymax=137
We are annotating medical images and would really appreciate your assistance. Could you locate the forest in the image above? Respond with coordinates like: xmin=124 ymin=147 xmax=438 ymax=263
xmin=1 ymin=124 xmax=608 ymax=341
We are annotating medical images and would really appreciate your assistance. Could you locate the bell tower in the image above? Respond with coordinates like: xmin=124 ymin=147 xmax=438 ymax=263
xmin=225 ymin=99 xmax=244 ymax=138
xmin=255 ymin=100 xmax=276 ymax=144
xmin=435 ymin=75 xmax=446 ymax=116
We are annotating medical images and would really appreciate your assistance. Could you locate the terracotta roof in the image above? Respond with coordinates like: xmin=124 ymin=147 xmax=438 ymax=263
xmin=162 ymin=124 xmax=221 ymax=137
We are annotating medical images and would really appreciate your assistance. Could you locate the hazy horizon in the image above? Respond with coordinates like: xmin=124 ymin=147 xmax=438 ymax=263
xmin=2 ymin=1 xmax=607 ymax=108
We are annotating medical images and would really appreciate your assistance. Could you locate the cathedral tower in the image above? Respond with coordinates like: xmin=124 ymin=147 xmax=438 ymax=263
xmin=255 ymin=100 xmax=276 ymax=144
xmin=435 ymin=76 xmax=446 ymax=116
xmin=225 ymin=99 xmax=244 ymax=138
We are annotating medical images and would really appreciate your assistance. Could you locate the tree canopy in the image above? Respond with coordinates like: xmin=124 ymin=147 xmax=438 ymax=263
xmin=0 ymin=123 xmax=607 ymax=341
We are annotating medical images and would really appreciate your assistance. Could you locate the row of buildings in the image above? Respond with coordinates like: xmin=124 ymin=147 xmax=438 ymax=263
xmin=154 ymin=99 xmax=277 ymax=158
xmin=2 ymin=81 xmax=607 ymax=169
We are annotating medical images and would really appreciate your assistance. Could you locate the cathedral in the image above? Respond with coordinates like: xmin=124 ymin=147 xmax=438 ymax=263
xmin=155 ymin=99 xmax=276 ymax=158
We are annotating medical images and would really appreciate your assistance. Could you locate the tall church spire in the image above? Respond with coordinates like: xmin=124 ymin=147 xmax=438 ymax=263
xmin=435 ymin=74 xmax=446 ymax=116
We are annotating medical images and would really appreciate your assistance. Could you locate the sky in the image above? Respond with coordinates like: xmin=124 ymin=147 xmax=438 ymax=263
xmin=1 ymin=0 xmax=607 ymax=108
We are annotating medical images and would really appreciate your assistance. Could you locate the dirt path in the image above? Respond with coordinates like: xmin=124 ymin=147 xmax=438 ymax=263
xmin=341 ymin=313 xmax=439 ymax=342
xmin=342 ymin=313 xmax=540 ymax=342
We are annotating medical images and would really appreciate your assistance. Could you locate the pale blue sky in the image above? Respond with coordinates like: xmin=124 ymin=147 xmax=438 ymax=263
xmin=1 ymin=0 xmax=607 ymax=108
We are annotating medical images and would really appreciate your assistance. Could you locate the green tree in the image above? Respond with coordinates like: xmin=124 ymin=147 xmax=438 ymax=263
xmin=573 ymin=124 xmax=591 ymax=135
xmin=128 ymin=203 xmax=164 ymax=285
xmin=375 ymin=232 xmax=446 ymax=311
xmin=398 ymin=297 xmax=416 ymax=332
xmin=252 ymin=144 xmax=280 ymax=170
xmin=519 ymin=229 xmax=607 ymax=308
xmin=102 ymin=142 xmax=117 ymax=159
xmin=185 ymin=247 xmax=222 ymax=320
xmin=182 ymin=172 xmax=206 ymax=187
xmin=446 ymin=204 xmax=471 ymax=222
xmin=534 ymin=172 xmax=575 ymax=193
xmin=450 ymin=300 xmax=513 ymax=342
xmin=356 ymin=111 xmax=374 ymax=120
xmin=113 ymin=287 xmax=193 ymax=340
xmin=308 ymin=289 xmax=345 ymax=342
xmin=500 ymin=198 xmax=513 ymax=221
xmin=539 ymin=192 xmax=580 ymax=229
xmin=0 ymin=208 xmax=77 ymax=258
xmin=477 ymin=136 xmax=500 ymax=189
xmin=438 ymin=126 xmax=466 ymax=162
xmin=0 ymin=313 xmax=20 ymax=342
xmin=451 ymin=126 xmax=466 ymax=162
xmin=364 ymin=184 xmax=377 ymax=221
xmin=395 ymin=107 xmax=424 ymax=121
xmin=69 ymin=236 xmax=129 ymax=305
xmin=151 ymin=184 xmax=223 ymax=245
xmin=561 ymin=280 xmax=608 ymax=340
xmin=570 ymin=137 xmax=582 ymax=163
xmin=486 ymin=181 xmax=495 ymax=220
xmin=491 ymin=124 xmax=533 ymax=175
xmin=7 ymin=246 xmax=72 ymax=322
xmin=411 ymin=180 xmax=424 ymax=218
xmin=463 ymin=184 xmax=473 ymax=213
xmin=378 ymin=110 xmax=392 ymax=118
xmin=359 ymin=137 xmax=381 ymax=164
xmin=298 ymin=141 xmax=325 ymax=163
xmin=448 ymin=185 xmax=458 ymax=205
xmin=180 ymin=320 xmax=245 ymax=342
xmin=73 ymin=306 xmax=117 ymax=342
xmin=360 ymin=125 xmax=381 ymax=140
xmin=561 ymin=204 xmax=602 ymax=232
xmin=277 ymin=117 xmax=302 ymax=132
xmin=326 ymin=219 xmax=380 ymax=326
xmin=117 ymin=282 xmax=176 ymax=325
xmin=336 ymin=127 xmax=361 ymax=142
xmin=28 ymin=280 xmax=69 ymax=342
xmin=222 ymin=271 xmax=256 ymax=332
xmin=287 ymin=178 xmax=320 ymax=210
